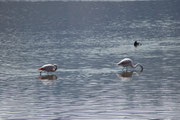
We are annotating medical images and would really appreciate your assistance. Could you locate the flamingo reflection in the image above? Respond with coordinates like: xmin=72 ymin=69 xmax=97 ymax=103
xmin=38 ymin=75 xmax=57 ymax=85
xmin=116 ymin=70 xmax=142 ymax=81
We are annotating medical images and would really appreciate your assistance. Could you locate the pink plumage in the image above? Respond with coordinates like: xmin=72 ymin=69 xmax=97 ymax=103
xmin=38 ymin=64 xmax=58 ymax=73
xmin=117 ymin=58 xmax=143 ymax=71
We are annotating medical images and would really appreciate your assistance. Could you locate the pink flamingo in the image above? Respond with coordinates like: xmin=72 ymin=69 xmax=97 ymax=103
xmin=38 ymin=64 xmax=57 ymax=74
xmin=117 ymin=58 xmax=143 ymax=71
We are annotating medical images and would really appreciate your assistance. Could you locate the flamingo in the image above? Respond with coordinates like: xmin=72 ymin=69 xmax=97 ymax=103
xmin=38 ymin=64 xmax=57 ymax=74
xmin=117 ymin=58 xmax=143 ymax=71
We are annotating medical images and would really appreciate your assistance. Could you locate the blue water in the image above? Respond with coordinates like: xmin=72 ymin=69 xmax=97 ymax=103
xmin=0 ymin=1 xmax=180 ymax=120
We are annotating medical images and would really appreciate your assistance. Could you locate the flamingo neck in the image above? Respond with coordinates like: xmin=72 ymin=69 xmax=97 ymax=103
xmin=54 ymin=66 xmax=57 ymax=71
xmin=133 ymin=63 xmax=143 ymax=71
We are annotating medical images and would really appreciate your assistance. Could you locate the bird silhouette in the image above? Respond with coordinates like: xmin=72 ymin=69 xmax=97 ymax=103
xmin=134 ymin=41 xmax=142 ymax=47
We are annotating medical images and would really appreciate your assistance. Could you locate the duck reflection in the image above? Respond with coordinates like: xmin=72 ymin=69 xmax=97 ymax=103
xmin=116 ymin=70 xmax=142 ymax=81
xmin=38 ymin=75 xmax=57 ymax=85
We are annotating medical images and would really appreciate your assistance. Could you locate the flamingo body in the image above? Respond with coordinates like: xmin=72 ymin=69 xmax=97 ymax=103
xmin=117 ymin=58 xmax=143 ymax=71
xmin=117 ymin=58 xmax=133 ymax=68
xmin=38 ymin=64 xmax=57 ymax=73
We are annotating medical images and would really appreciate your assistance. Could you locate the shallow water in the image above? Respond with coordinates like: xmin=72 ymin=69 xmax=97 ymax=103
xmin=0 ymin=1 xmax=180 ymax=120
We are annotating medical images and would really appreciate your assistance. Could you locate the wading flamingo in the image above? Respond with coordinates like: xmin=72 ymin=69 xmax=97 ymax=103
xmin=38 ymin=64 xmax=57 ymax=74
xmin=117 ymin=58 xmax=143 ymax=71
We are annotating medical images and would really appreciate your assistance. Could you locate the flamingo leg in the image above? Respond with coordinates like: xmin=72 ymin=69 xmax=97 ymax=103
xmin=125 ymin=67 xmax=128 ymax=71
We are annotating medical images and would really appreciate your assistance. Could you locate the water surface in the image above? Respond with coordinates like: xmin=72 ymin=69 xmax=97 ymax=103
xmin=0 ymin=1 xmax=180 ymax=120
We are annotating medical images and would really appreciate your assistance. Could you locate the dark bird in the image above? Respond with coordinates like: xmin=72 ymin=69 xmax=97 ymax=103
xmin=134 ymin=41 xmax=141 ymax=47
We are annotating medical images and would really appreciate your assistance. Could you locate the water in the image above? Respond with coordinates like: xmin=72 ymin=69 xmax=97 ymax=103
xmin=0 ymin=1 xmax=180 ymax=120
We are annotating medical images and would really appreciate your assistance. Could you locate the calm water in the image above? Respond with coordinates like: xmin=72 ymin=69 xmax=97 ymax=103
xmin=0 ymin=1 xmax=180 ymax=120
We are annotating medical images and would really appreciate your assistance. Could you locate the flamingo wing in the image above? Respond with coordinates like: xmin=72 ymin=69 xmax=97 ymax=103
xmin=38 ymin=64 xmax=54 ymax=72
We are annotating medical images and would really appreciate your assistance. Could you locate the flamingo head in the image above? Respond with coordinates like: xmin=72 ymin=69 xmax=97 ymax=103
xmin=54 ymin=64 xmax=58 ymax=71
